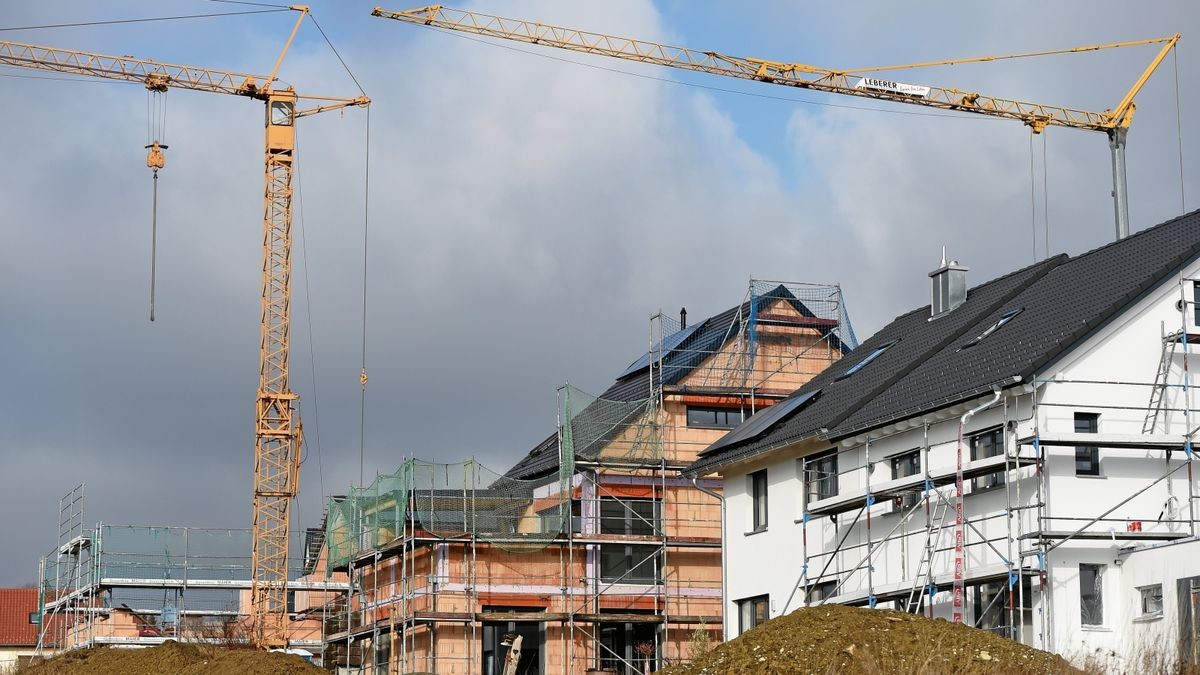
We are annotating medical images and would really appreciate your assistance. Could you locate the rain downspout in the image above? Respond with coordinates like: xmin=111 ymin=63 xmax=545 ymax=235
xmin=952 ymin=385 xmax=1002 ymax=623
xmin=692 ymin=476 xmax=726 ymax=639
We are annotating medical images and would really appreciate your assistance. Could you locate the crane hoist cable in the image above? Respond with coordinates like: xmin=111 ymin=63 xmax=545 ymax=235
xmin=145 ymin=84 xmax=167 ymax=322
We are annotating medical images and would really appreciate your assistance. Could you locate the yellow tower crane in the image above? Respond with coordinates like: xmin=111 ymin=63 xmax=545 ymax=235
xmin=0 ymin=6 xmax=368 ymax=647
xmin=373 ymin=4 xmax=1179 ymax=240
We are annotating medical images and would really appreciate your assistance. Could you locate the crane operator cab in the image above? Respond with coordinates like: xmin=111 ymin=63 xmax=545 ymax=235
xmin=266 ymin=91 xmax=297 ymax=158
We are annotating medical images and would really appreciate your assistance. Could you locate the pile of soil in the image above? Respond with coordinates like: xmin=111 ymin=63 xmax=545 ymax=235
xmin=19 ymin=641 xmax=324 ymax=675
xmin=664 ymin=605 xmax=1080 ymax=675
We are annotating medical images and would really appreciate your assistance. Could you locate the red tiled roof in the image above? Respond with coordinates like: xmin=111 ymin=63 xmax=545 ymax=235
xmin=0 ymin=588 xmax=40 ymax=646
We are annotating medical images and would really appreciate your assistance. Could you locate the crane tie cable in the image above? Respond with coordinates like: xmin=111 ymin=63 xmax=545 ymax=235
xmin=0 ymin=10 xmax=289 ymax=32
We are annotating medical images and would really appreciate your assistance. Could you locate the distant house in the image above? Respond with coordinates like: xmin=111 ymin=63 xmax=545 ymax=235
xmin=324 ymin=281 xmax=854 ymax=674
xmin=686 ymin=212 xmax=1200 ymax=670
xmin=0 ymin=588 xmax=46 ymax=671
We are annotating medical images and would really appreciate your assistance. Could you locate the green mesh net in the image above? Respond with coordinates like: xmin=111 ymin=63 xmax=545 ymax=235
xmin=324 ymin=385 xmax=661 ymax=565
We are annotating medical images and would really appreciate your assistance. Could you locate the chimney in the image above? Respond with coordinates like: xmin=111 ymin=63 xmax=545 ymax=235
xmin=680 ymin=307 xmax=687 ymax=329
xmin=929 ymin=246 xmax=968 ymax=318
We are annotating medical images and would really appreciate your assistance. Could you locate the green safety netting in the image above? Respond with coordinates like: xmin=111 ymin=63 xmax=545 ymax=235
xmin=325 ymin=385 xmax=662 ymax=569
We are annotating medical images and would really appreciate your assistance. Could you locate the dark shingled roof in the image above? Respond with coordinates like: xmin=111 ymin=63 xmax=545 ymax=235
xmin=504 ymin=286 xmax=845 ymax=481
xmin=686 ymin=209 xmax=1200 ymax=477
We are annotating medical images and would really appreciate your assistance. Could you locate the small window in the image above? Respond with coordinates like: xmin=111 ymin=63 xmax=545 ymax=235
xmin=891 ymin=450 xmax=921 ymax=508
xmin=961 ymin=308 xmax=1023 ymax=349
xmin=269 ymin=99 xmax=294 ymax=126
xmin=1139 ymin=584 xmax=1163 ymax=617
xmin=835 ymin=340 xmax=898 ymax=381
xmin=805 ymin=451 xmax=839 ymax=503
xmin=749 ymin=470 xmax=768 ymax=532
xmin=1193 ymin=281 xmax=1200 ymax=328
xmin=1074 ymin=412 xmax=1100 ymax=476
xmin=686 ymin=406 xmax=742 ymax=429
xmin=969 ymin=427 xmax=1005 ymax=490
xmin=29 ymin=610 xmax=39 ymax=625
xmin=736 ymin=595 xmax=769 ymax=635
xmin=806 ymin=580 xmax=836 ymax=605
xmin=1080 ymin=563 xmax=1105 ymax=626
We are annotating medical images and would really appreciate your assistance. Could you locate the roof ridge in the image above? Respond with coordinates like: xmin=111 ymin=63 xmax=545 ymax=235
xmin=1060 ymin=208 xmax=1200 ymax=261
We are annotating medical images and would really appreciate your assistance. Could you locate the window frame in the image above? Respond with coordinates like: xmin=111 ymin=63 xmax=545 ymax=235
xmin=1074 ymin=412 xmax=1101 ymax=476
xmin=969 ymin=426 xmax=1005 ymax=491
xmin=806 ymin=580 xmax=836 ymax=605
xmin=1079 ymin=563 xmax=1105 ymax=627
xmin=736 ymin=594 xmax=769 ymax=635
xmin=749 ymin=469 xmax=768 ymax=533
xmin=1193 ymin=281 xmax=1200 ymax=328
xmin=598 ymin=497 xmax=663 ymax=585
xmin=805 ymin=450 xmax=839 ymax=503
xmin=890 ymin=449 xmax=922 ymax=509
xmin=686 ymin=405 xmax=743 ymax=429
xmin=960 ymin=307 xmax=1024 ymax=350
xmin=835 ymin=339 xmax=898 ymax=381
xmin=1139 ymin=584 xmax=1164 ymax=618
xmin=482 ymin=607 xmax=545 ymax=675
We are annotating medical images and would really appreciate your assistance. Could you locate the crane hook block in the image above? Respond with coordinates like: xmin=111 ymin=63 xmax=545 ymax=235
xmin=145 ymin=141 xmax=168 ymax=171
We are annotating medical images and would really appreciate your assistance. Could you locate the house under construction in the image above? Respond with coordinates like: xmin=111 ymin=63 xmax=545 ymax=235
xmin=34 ymin=485 xmax=348 ymax=658
xmin=322 ymin=279 xmax=856 ymax=674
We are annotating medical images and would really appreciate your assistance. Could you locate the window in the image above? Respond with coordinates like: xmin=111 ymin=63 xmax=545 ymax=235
xmin=806 ymin=580 xmax=836 ymax=605
xmin=835 ymin=340 xmax=898 ymax=381
xmin=538 ymin=500 xmax=582 ymax=535
xmin=805 ymin=451 xmax=839 ymax=503
xmin=736 ymin=595 xmax=769 ymax=635
xmin=599 ymin=498 xmax=662 ymax=584
xmin=969 ymin=427 xmax=1005 ymax=491
xmin=599 ymin=618 xmax=658 ymax=674
xmin=687 ymin=406 xmax=742 ymax=429
xmin=269 ymin=99 xmax=294 ymax=126
xmin=891 ymin=450 xmax=922 ymax=509
xmin=28 ymin=610 xmax=39 ymax=625
xmin=1074 ymin=412 xmax=1101 ymax=476
xmin=1194 ymin=281 xmax=1200 ymax=328
xmin=1140 ymin=584 xmax=1164 ymax=617
xmin=483 ymin=608 xmax=544 ymax=675
xmin=749 ymin=470 xmax=768 ymax=532
xmin=1080 ymin=564 xmax=1105 ymax=626
xmin=974 ymin=578 xmax=1033 ymax=637
xmin=960 ymin=308 xmax=1024 ymax=349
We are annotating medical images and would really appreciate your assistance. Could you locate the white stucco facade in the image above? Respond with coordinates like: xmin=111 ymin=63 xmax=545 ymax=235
xmin=717 ymin=264 xmax=1200 ymax=670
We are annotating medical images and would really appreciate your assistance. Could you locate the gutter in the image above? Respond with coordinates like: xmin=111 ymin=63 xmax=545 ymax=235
xmin=691 ymin=477 xmax=727 ymax=640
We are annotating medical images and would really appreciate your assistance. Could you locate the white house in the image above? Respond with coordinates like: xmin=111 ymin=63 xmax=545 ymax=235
xmin=685 ymin=211 xmax=1200 ymax=671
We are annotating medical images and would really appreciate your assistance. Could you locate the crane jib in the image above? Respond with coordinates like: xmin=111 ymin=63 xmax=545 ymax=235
xmin=853 ymin=76 xmax=931 ymax=98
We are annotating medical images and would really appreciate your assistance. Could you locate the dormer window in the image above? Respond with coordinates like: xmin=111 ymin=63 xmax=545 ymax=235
xmin=835 ymin=339 xmax=898 ymax=381
xmin=960 ymin=308 xmax=1023 ymax=350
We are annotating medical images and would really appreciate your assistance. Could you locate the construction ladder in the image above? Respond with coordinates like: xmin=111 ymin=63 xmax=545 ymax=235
xmin=1143 ymin=329 xmax=1180 ymax=433
xmin=904 ymin=492 xmax=951 ymax=613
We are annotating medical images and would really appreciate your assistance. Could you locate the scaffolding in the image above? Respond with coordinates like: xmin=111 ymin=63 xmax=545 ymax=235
xmin=785 ymin=275 xmax=1200 ymax=655
xmin=35 ymin=514 xmax=349 ymax=656
xmin=324 ymin=279 xmax=855 ymax=674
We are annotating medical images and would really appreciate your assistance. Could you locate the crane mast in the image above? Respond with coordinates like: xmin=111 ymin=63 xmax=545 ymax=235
xmin=1 ymin=8 xmax=367 ymax=647
xmin=374 ymin=5 xmax=1178 ymax=239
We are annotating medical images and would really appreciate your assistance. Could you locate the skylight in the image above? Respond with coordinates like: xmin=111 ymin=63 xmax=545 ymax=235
xmin=960 ymin=308 xmax=1023 ymax=350
xmin=835 ymin=339 xmax=898 ymax=381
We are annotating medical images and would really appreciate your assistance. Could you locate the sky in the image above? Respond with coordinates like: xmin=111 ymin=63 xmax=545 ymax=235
xmin=0 ymin=1 xmax=1197 ymax=585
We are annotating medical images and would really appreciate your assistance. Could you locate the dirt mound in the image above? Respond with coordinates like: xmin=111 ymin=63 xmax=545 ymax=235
xmin=19 ymin=642 xmax=324 ymax=675
xmin=664 ymin=605 xmax=1080 ymax=675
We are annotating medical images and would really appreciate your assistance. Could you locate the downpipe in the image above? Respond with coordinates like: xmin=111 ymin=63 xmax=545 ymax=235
xmin=692 ymin=476 xmax=727 ymax=640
